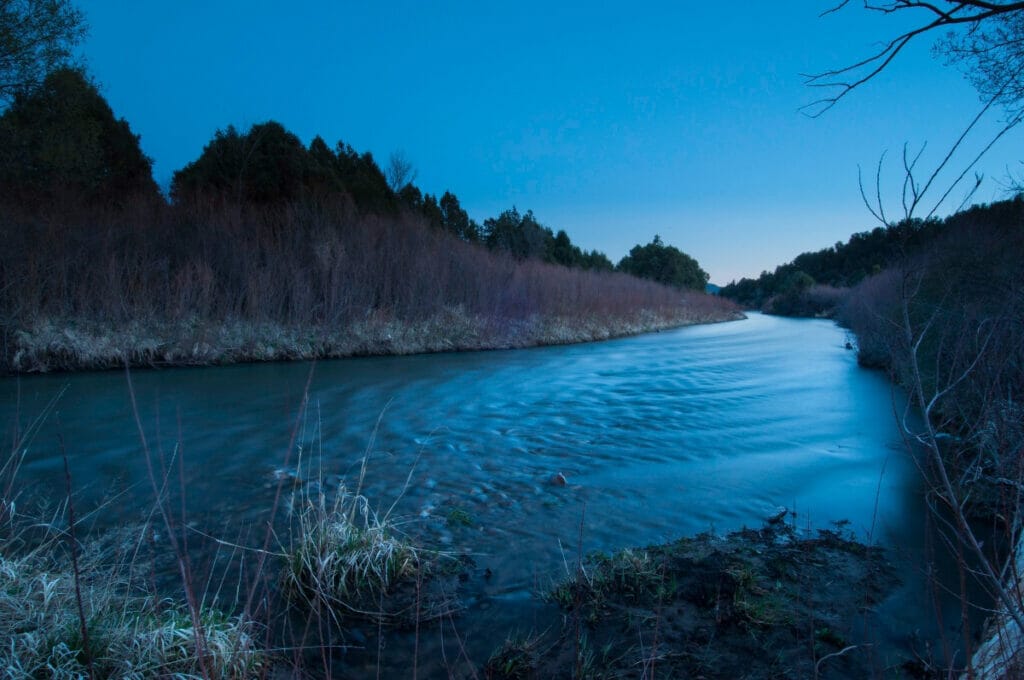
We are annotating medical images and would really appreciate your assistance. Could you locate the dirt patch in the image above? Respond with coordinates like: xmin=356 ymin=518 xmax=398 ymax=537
xmin=485 ymin=519 xmax=900 ymax=679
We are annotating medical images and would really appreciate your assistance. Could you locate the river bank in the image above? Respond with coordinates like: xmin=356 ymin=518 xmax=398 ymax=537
xmin=6 ymin=302 xmax=742 ymax=373
xmin=0 ymin=502 xmax=903 ymax=678
xmin=489 ymin=517 xmax=902 ymax=679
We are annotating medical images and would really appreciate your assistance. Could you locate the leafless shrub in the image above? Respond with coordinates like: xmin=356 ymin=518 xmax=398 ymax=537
xmin=0 ymin=196 xmax=739 ymax=372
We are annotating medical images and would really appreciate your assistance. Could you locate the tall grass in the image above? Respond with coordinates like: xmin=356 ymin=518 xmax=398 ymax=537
xmin=0 ymin=378 xmax=266 ymax=678
xmin=0 ymin=196 xmax=739 ymax=372
xmin=0 ymin=511 xmax=264 ymax=678
xmin=0 ymin=378 xmax=471 ymax=677
xmin=282 ymin=479 xmax=420 ymax=621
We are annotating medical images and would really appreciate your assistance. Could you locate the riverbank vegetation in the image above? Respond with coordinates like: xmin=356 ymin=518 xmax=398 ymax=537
xmin=0 ymin=67 xmax=735 ymax=375
xmin=838 ymin=199 xmax=1024 ymax=675
xmin=0 ymin=541 xmax=263 ymax=678
xmin=719 ymin=197 xmax=1023 ymax=317
xmin=733 ymin=3 xmax=1024 ymax=668
xmin=0 ymin=431 xmax=263 ymax=678
xmin=1 ymin=192 xmax=735 ymax=373
xmin=498 ymin=520 xmax=899 ymax=679
xmin=722 ymin=194 xmax=1024 ymax=675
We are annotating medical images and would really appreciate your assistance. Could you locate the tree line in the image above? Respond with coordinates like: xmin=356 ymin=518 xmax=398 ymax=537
xmin=0 ymin=57 xmax=727 ymax=370
xmin=0 ymin=66 xmax=708 ymax=293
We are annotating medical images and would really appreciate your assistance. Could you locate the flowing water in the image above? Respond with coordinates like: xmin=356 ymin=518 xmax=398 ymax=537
xmin=1 ymin=313 xmax=969 ymax=674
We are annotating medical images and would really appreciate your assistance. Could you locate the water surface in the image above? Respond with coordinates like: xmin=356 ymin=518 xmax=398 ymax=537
xmin=2 ymin=313 xmax=956 ymax=672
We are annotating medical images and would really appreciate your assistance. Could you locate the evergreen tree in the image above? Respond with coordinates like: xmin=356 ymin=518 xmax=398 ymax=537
xmin=484 ymin=207 xmax=551 ymax=260
xmin=617 ymin=235 xmax=709 ymax=291
xmin=0 ymin=67 xmax=159 ymax=209
xmin=171 ymin=121 xmax=313 ymax=204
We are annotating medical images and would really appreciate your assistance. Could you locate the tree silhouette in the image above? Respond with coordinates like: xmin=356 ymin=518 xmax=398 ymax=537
xmin=484 ymin=207 xmax=550 ymax=260
xmin=0 ymin=0 xmax=86 ymax=104
xmin=0 ymin=67 xmax=159 ymax=209
xmin=617 ymin=235 xmax=709 ymax=291
xmin=385 ymin=150 xmax=416 ymax=191
xmin=439 ymin=191 xmax=480 ymax=242
xmin=171 ymin=121 xmax=314 ymax=204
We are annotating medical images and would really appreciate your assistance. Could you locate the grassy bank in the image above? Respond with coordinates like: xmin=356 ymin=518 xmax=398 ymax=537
xmin=8 ymin=303 xmax=741 ymax=374
xmin=0 ymin=198 xmax=740 ymax=374
xmin=490 ymin=519 xmax=899 ymax=679
xmin=0 ymin=513 xmax=263 ymax=678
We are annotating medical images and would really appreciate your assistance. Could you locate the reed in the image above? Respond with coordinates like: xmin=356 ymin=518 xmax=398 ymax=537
xmin=282 ymin=479 xmax=420 ymax=619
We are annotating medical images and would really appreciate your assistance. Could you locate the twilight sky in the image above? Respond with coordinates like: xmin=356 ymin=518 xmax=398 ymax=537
xmin=76 ymin=1 xmax=1023 ymax=284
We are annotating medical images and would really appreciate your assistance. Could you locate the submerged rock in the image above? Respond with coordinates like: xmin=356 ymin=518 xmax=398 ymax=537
xmin=767 ymin=506 xmax=788 ymax=525
xmin=548 ymin=472 xmax=567 ymax=487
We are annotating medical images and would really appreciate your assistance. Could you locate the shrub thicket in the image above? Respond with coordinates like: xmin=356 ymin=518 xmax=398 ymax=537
xmin=0 ymin=195 xmax=737 ymax=371
xmin=838 ymin=198 xmax=1024 ymax=506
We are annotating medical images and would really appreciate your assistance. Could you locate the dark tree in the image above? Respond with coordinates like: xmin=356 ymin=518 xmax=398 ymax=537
xmin=439 ymin=190 xmax=480 ymax=242
xmin=171 ymin=121 xmax=313 ymax=204
xmin=617 ymin=235 xmax=709 ymax=291
xmin=579 ymin=249 xmax=615 ymax=272
xmin=0 ymin=0 xmax=86 ymax=104
xmin=0 ymin=67 xmax=160 ymax=208
xmin=172 ymin=123 xmax=405 ymax=211
xmin=421 ymin=193 xmax=444 ymax=228
xmin=385 ymin=150 xmax=416 ymax=191
xmin=484 ymin=207 xmax=551 ymax=260
xmin=547 ymin=230 xmax=579 ymax=267
xmin=332 ymin=142 xmax=395 ymax=213
xmin=397 ymin=183 xmax=423 ymax=210
xmin=307 ymin=135 xmax=346 ymax=195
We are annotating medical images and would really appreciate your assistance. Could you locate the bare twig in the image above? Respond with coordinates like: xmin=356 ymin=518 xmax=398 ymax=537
xmin=804 ymin=1 xmax=1024 ymax=116
xmin=59 ymin=426 xmax=95 ymax=680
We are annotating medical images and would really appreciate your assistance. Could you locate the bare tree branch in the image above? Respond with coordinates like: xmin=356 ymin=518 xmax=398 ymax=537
xmin=385 ymin=150 xmax=417 ymax=193
xmin=804 ymin=1 xmax=1024 ymax=116
xmin=0 ymin=0 xmax=87 ymax=104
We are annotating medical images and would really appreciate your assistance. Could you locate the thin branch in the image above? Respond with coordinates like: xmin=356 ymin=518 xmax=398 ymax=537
xmin=804 ymin=1 xmax=1024 ymax=115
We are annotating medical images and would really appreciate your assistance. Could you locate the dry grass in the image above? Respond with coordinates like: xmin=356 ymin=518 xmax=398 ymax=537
xmin=0 ymin=525 xmax=264 ymax=679
xmin=1 ymin=384 xmax=264 ymax=678
xmin=10 ymin=303 xmax=742 ymax=373
xmin=0 ymin=196 xmax=741 ymax=373
xmin=282 ymin=478 xmax=420 ymax=621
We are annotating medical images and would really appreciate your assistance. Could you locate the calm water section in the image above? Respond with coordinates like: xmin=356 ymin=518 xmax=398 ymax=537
xmin=1 ymin=313 xmax=959 ymax=671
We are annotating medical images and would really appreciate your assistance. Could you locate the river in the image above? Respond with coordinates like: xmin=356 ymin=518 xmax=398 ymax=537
xmin=0 ymin=313 xmax=968 ymax=674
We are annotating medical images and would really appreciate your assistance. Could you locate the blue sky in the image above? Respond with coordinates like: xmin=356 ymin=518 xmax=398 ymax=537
xmin=77 ymin=1 xmax=1023 ymax=284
